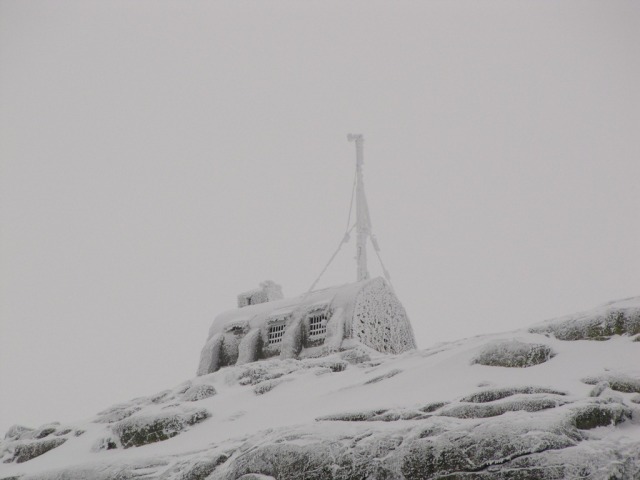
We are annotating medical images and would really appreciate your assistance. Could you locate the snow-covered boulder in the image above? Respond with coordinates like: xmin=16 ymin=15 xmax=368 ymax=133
xmin=530 ymin=296 xmax=640 ymax=341
xmin=581 ymin=372 xmax=640 ymax=394
xmin=439 ymin=395 xmax=566 ymax=418
xmin=460 ymin=386 xmax=566 ymax=403
xmin=2 ymin=438 xmax=67 ymax=464
xmin=111 ymin=408 xmax=210 ymax=448
xmin=3 ymin=425 xmax=34 ymax=441
xmin=2 ymin=298 xmax=640 ymax=479
xmin=569 ymin=402 xmax=632 ymax=430
xmin=181 ymin=384 xmax=217 ymax=402
xmin=471 ymin=339 xmax=556 ymax=367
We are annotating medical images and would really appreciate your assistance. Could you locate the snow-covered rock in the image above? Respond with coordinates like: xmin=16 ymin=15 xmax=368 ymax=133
xmin=111 ymin=408 xmax=211 ymax=449
xmin=471 ymin=339 xmax=556 ymax=368
xmin=530 ymin=296 xmax=640 ymax=341
xmin=2 ymin=298 xmax=640 ymax=479
xmin=181 ymin=385 xmax=217 ymax=402
xmin=582 ymin=372 xmax=640 ymax=394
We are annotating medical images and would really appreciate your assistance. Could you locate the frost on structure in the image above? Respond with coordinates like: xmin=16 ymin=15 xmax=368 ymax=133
xmin=197 ymin=277 xmax=417 ymax=375
xmin=237 ymin=281 xmax=283 ymax=309
xmin=352 ymin=277 xmax=417 ymax=353
xmin=197 ymin=333 xmax=224 ymax=376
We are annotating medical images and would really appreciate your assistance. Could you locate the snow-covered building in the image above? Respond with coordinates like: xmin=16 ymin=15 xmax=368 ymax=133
xmin=197 ymin=277 xmax=417 ymax=375
xmin=236 ymin=280 xmax=283 ymax=308
xmin=197 ymin=135 xmax=418 ymax=375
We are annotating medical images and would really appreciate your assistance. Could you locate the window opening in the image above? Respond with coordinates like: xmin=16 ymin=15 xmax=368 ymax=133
xmin=308 ymin=312 xmax=328 ymax=337
xmin=267 ymin=322 xmax=286 ymax=345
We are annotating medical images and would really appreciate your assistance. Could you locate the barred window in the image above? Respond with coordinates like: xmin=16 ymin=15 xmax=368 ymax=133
xmin=308 ymin=313 xmax=328 ymax=337
xmin=267 ymin=323 xmax=286 ymax=345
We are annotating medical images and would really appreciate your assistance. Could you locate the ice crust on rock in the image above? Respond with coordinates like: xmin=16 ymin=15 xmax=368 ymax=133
xmin=472 ymin=339 xmax=555 ymax=367
xmin=236 ymin=475 xmax=276 ymax=480
xmin=400 ymin=417 xmax=581 ymax=479
xmin=569 ymin=402 xmax=632 ymax=430
xmin=111 ymin=408 xmax=211 ymax=448
xmin=530 ymin=296 xmax=640 ymax=340
xmin=581 ymin=372 xmax=640 ymax=394
xmin=0 ymin=422 xmax=84 ymax=465
xmin=3 ymin=438 xmax=66 ymax=464
xmin=93 ymin=404 xmax=142 ymax=424
xmin=3 ymin=425 xmax=34 ymax=441
xmin=460 ymin=386 xmax=566 ymax=403
xmin=339 ymin=347 xmax=371 ymax=364
xmin=438 ymin=395 xmax=566 ymax=419
xmin=588 ymin=381 xmax=610 ymax=397
xmin=181 ymin=384 xmax=217 ymax=402
xmin=3 ymin=300 xmax=640 ymax=480
xmin=363 ymin=368 xmax=403 ymax=384
xmin=253 ymin=380 xmax=283 ymax=396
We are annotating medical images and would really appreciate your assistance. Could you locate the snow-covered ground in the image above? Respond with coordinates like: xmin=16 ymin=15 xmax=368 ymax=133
xmin=2 ymin=297 xmax=639 ymax=479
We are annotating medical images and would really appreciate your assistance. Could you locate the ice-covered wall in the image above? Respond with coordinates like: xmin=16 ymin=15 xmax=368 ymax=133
xmin=197 ymin=277 xmax=417 ymax=375
xmin=352 ymin=278 xmax=417 ymax=354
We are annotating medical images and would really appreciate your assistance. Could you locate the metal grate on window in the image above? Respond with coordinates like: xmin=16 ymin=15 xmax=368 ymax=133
xmin=267 ymin=323 xmax=286 ymax=345
xmin=308 ymin=313 xmax=328 ymax=337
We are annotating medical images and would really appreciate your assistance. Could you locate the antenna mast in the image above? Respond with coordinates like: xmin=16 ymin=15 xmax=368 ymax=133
xmin=348 ymin=134 xmax=372 ymax=282
xmin=306 ymin=134 xmax=393 ymax=293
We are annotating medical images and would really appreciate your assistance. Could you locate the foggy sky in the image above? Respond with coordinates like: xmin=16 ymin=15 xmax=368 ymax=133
xmin=1 ymin=0 xmax=639 ymax=435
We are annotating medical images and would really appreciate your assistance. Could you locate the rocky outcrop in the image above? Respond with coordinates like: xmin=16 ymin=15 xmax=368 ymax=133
xmin=210 ymin=402 xmax=638 ymax=480
xmin=3 ymin=298 xmax=640 ymax=479
xmin=182 ymin=384 xmax=217 ymax=402
xmin=582 ymin=373 xmax=640 ymax=394
xmin=472 ymin=340 xmax=556 ymax=368
xmin=569 ymin=402 xmax=632 ymax=430
xmin=4 ymin=438 xmax=66 ymax=464
xmin=112 ymin=408 xmax=210 ymax=448
xmin=439 ymin=396 xmax=566 ymax=419
xmin=1 ymin=422 xmax=84 ymax=465
xmin=460 ymin=386 xmax=566 ymax=403
xmin=530 ymin=297 xmax=640 ymax=341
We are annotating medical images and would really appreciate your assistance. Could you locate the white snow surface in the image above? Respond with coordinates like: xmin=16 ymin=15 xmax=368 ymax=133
xmin=2 ymin=298 xmax=640 ymax=479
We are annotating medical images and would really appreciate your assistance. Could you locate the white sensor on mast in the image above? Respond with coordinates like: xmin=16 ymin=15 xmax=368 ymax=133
xmin=348 ymin=134 xmax=372 ymax=282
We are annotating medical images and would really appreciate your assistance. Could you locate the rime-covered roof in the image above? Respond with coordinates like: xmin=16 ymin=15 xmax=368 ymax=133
xmin=206 ymin=279 xmax=377 ymax=340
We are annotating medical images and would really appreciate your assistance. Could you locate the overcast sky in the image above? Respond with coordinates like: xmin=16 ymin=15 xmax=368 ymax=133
xmin=1 ymin=0 xmax=639 ymax=435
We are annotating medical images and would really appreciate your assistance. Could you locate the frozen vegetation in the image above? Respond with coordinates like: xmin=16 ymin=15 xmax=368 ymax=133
xmin=2 ymin=298 xmax=640 ymax=479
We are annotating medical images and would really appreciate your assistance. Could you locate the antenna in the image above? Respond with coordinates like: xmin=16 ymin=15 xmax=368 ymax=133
xmin=307 ymin=135 xmax=393 ymax=293
xmin=348 ymin=134 xmax=371 ymax=282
